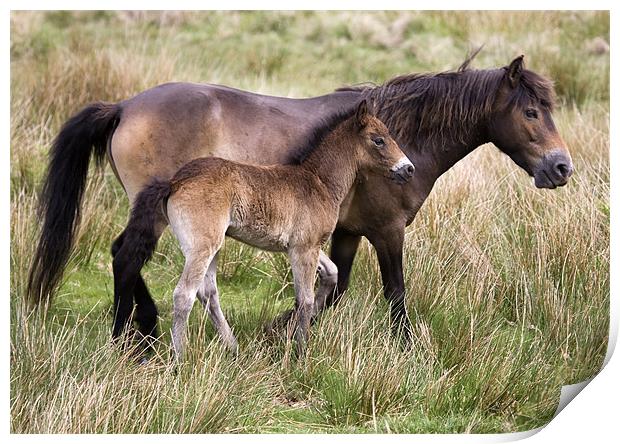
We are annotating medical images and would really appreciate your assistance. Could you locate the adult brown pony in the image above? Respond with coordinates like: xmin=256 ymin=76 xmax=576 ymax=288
xmin=28 ymin=53 xmax=573 ymax=345
xmin=123 ymin=101 xmax=412 ymax=358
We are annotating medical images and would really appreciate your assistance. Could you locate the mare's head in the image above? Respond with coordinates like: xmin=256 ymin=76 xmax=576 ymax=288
xmin=487 ymin=55 xmax=573 ymax=189
xmin=352 ymin=100 xmax=414 ymax=184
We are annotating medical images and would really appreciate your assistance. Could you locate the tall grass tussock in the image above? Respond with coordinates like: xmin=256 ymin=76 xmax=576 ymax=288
xmin=10 ymin=11 xmax=609 ymax=433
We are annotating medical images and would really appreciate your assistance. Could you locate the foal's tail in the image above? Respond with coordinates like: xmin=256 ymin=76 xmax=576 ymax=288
xmin=27 ymin=102 xmax=121 ymax=306
xmin=121 ymin=179 xmax=173 ymax=271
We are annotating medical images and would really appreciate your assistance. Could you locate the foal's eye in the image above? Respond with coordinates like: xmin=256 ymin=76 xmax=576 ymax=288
xmin=525 ymin=108 xmax=538 ymax=119
xmin=372 ymin=137 xmax=385 ymax=147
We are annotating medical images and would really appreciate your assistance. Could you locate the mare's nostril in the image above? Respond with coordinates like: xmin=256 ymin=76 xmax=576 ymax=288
xmin=554 ymin=162 xmax=573 ymax=179
xmin=406 ymin=165 xmax=415 ymax=176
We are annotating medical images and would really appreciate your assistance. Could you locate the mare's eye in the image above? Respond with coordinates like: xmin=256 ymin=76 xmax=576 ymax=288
xmin=373 ymin=137 xmax=385 ymax=147
xmin=525 ymin=108 xmax=538 ymax=119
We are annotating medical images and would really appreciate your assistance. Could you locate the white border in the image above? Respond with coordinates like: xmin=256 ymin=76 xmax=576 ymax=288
xmin=3 ymin=2 xmax=617 ymax=441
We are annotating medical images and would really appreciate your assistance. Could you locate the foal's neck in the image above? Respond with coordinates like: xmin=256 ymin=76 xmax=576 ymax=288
xmin=298 ymin=124 xmax=359 ymax=205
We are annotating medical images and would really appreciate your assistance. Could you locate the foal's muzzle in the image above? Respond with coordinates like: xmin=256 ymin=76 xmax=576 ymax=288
xmin=391 ymin=156 xmax=415 ymax=184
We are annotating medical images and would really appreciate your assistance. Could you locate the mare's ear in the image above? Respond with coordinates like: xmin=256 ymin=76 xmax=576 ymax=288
xmin=355 ymin=99 xmax=370 ymax=129
xmin=506 ymin=55 xmax=525 ymax=88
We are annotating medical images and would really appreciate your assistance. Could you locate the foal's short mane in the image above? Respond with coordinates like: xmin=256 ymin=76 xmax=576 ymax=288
xmin=289 ymin=106 xmax=358 ymax=164
xmin=337 ymin=55 xmax=556 ymax=149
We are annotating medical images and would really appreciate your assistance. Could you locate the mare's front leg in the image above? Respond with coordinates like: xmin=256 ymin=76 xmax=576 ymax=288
xmin=288 ymin=246 xmax=320 ymax=355
xmin=368 ymin=226 xmax=413 ymax=344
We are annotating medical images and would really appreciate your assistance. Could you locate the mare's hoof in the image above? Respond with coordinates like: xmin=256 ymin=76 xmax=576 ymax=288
xmin=264 ymin=309 xmax=294 ymax=336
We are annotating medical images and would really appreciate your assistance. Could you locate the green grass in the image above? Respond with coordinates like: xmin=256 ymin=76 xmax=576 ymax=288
xmin=10 ymin=11 xmax=609 ymax=433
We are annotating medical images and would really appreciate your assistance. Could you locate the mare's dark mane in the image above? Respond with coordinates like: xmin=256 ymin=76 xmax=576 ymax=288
xmin=288 ymin=105 xmax=357 ymax=164
xmin=337 ymin=55 xmax=556 ymax=149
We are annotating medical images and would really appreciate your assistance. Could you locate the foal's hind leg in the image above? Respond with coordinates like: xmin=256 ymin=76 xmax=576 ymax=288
xmin=196 ymin=253 xmax=238 ymax=354
xmin=313 ymin=250 xmax=338 ymax=317
xmin=171 ymin=251 xmax=215 ymax=362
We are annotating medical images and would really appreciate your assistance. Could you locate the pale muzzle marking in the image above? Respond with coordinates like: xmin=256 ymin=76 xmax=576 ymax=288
xmin=390 ymin=156 xmax=415 ymax=172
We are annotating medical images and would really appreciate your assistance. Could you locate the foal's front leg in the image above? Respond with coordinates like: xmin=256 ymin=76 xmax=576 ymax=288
xmin=266 ymin=250 xmax=336 ymax=332
xmin=288 ymin=246 xmax=320 ymax=355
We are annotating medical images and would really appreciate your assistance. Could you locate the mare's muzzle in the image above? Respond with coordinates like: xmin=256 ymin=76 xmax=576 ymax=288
xmin=534 ymin=150 xmax=574 ymax=189
xmin=391 ymin=156 xmax=415 ymax=184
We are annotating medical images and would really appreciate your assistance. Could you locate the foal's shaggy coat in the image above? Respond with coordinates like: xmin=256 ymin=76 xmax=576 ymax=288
xmin=122 ymin=101 xmax=413 ymax=358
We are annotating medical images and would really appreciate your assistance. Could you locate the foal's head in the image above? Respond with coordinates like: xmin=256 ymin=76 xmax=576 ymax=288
xmin=488 ymin=55 xmax=573 ymax=189
xmin=352 ymin=100 xmax=414 ymax=184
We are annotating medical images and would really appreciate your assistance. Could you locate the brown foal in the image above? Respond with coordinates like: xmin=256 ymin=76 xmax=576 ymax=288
xmin=121 ymin=100 xmax=414 ymax=359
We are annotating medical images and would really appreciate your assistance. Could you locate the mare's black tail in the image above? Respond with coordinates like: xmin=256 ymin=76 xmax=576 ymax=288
xmin=27 ymin=102 xmax=121 ymax=306
xmin=120 ymin=179 xmax=172 ymax=271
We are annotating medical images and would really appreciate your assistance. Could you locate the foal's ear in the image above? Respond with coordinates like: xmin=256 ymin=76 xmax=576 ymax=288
xmin=506 ymin=55 xmax=525 ymax=88
xmin=355 ymin=99 xmax=371 ymax=128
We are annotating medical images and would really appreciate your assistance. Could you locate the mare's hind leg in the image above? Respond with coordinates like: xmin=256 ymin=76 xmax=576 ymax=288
xmin=113 ymin=231 xmax=160 ymax=352
xmin=196 ymin=253 xmax=238 ymax=354
xmin=111 ymin=216 xmax=166 ymax=351
xmin=111 ymin=232 xmax=141 ymax=344
xmin=133 ymin=277 xmax=159 ymax=352
xmin=288 ymin=246 xmax=320 ymax=355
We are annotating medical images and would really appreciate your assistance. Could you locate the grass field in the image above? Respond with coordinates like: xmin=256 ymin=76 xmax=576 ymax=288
xmin=10 ymin=11 xmax=609 ymax=433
